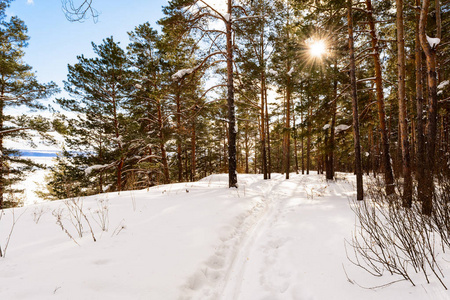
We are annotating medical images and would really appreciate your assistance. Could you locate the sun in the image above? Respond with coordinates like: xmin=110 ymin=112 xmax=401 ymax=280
xmin=309 ymin=40 xmax=327 ymax=58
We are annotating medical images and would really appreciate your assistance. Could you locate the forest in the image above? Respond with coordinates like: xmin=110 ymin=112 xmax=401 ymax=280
xmin=1 ymin=0 xmax=450 ymax=295
xmin=0 ymin=0 xmax=448 ymax=211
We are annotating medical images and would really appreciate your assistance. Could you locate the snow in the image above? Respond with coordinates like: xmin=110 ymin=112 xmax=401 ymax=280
xmin=172 ymin=68 xmax=195 ymax=80
xmin=287 ymin=67 xmax=294 ymax=77
xmin=1 ymin=173 xmax=449 ymax=299
xmin=437 ymin=80 xmax=448 ymax=95
xmin=84 ymin=164 xmax=113 ymax=176
xmin=323 ymin=124 xmax=330 ymax=130
xmin=438 ymin=80 xmax=449 ymax=90
xmin=267 ymin=69 xmax=278 ymax=76
xmin=12 ymin=156 xmax=56 ymax=206
xmin=5 ymin=131 xmax=65 ymax=205
xmin=335 ymin=124 xmax=351 ymax=133
xmin=426 ymin=35 xmax=441 ymax=48
xmin=223 ymin=13 xmax=230 ymax=22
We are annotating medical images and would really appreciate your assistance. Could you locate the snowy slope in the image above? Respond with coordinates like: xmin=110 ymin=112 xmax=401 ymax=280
xmin=0 ymin=174 xmax=449 ymax=300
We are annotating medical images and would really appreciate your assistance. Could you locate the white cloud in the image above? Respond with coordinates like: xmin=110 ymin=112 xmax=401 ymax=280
xmin=27 ymin=0 xmax=34 ymax=5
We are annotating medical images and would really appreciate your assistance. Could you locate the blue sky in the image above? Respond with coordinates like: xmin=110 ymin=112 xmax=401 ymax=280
xmin=6 ymin=0 xmax=168 ymax=103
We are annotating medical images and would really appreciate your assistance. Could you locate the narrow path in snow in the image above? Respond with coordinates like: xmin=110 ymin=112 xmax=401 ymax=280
xmin=179 ymin=174 xmax=311 ymax=300
xmin=218 ymin=174 xmax=306 ymax=299
xmin=218 ymin=175 xmax=284 ymax=298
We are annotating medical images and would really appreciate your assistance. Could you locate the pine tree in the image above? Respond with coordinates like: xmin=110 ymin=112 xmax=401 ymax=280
xmin=54 ymin=37 xmax=130 ymax=195
xmin=0 ymin=1 xmax=58 ymax=207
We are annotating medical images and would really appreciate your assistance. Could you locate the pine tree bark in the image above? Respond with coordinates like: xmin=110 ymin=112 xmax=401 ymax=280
xmin=307 ymin=106 xmax=311 ymax=175
xmin=112 ymin=91 xmax=124 ymax=192
xmin=261 ymin=71 xmax=267 ymax=178
xmin=175 ymin=90 xmax=183 ymax=182
xmin=259 ymin=20 xmax=268 ymax=179
xmin=436 ymin=0 xmax=441 ymax=40
xmin=191 ymin=119 xmax=196 ymax=181
xmin=396 ymin=0 xmax=413 ymax=207
xmin=157 ymin=101 xmax=170 ymax=184
xmin=300 ymin=94 xmax=305 ymax=175
xmin=326 ymin=65 xmax=338 ymax=180
xmin=285 ymin=77 xmax=291 ymax=179
xmin=419 ymin=0 xmax=439 ymax=215
xmin=265 ymin=85 xmax=272 ymax=179
xmin=366 ymin=0 xmax=395 ymax=195
xmin=415 ymin=0 xmax=426 ymax=203
xmin=245 ymin=121 xmax=249 ymax=174
xmin=293 ymin=107 xmax=299 ymax=174
xmin=347 ymin=0 xmax=364 ymax=200
xmin=226 ymin=0 xmax=237 ymax=188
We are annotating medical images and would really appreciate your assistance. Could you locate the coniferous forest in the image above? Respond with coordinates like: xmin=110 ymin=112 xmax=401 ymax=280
xmin=2 ymin=0 xmax=450 ymax=295
xmin=0 ymin=0 xmax=449 ymax=212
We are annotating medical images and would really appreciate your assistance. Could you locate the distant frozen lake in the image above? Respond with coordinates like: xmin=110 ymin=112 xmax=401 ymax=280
xmin=17 ymin=150 xmax=60 ymax=157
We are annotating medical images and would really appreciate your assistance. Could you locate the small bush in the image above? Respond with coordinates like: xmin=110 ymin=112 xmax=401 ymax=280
xmin=346 ymin=177 xmax=449 ymax=289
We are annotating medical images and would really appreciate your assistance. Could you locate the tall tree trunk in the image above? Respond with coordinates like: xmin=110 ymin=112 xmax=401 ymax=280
xmin=347 ymin=0 xmax=364 ymax=200
xmin=285 ymin=77 xmax=291 ymax=179
xmin=191 ymin=119 xmax=196 ymax=181
xmin=301 ymin=94 xmax=305 ymax=175
xmin=307 ymin=106 xmax=311 ymax=175
xmin=261 ymin=71 xmax=267 ymax=178
xmin=98 ymin=138 xmax=104 ymax=193
xmin=176 ymin=90 xmax=183 ymax=182
xmin=112 ymin=93 xmax=124 ymax=192
xmin=436 ymin=0 xmax=441 ymax=39
xmin=366 ymin=0 xmax=395 ymax=195
xmin=245 ymin=121 xmax=249 ymax=174
xmin=419 ymin=0 xmax=439 ymax=215
xmin=396 ymin=0 xmax=413 ymax=207
xmin=293 ymin=106 xmax=299 ymax=174
xmin=0 ymin=84 xmax=3 ymax=208
xmin=415 ymin=0 xmax=426 ymax=203
xmin=265 ymin=85 xmax=272 ymax=179
xmin=157 ymin=101 xmax=170 ymax=184
xmin=226 ymin=0 xmax=237 ymax=188
xmin=326 ymin=65 xmax=338 ymax=180
xmin=260 ymin=22 xmax=268 ymax=179
xmin=436 ymin=0 xmax=442 ymax=83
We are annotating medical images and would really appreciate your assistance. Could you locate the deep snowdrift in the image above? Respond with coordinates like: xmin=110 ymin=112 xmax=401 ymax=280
xmin=0 ymin=174 xmax=449 ymax=299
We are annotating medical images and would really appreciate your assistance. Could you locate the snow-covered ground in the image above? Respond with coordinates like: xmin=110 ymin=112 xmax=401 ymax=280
xmin=14 ymin=156 xmax=56 ymax=206
xmin=0 ymin=173 xmax=449 ymax=299
xmin=5 ymin=130 xmax=62 ymax=205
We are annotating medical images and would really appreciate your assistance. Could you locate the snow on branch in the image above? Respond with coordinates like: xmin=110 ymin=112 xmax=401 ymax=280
xmin=426 ymin=35 xmax=440 ymax=49
xmin=287 ymin=67 xmax=295 ymax=77
xmin=267 ymin=69 xmax=278 ymax=76
xmin=357 ymin=77 xmax=376 ymax=83
xmin=438 ymin=80 xmax=449 ymax=90
xmin=335 ymin=124 xmax=351 ymax=133
xmin=137 ymin=155 xmax=161 ymax=163
xmin=172 ymin=68 xmax=196 ymax=80
xmin=85 ymin=163 xmax=115 ymax=176
xmin=438 ymin=80 xmax=449 ymax=95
